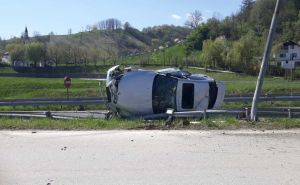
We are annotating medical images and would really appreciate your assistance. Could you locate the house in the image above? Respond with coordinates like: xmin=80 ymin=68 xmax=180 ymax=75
xmin=12 ymin=60 xmax=31 ymax=67
xmin=1 ymin=52 xmax=11 ymax=64
xmin=276 ymin=40 xmax=300 ymax=69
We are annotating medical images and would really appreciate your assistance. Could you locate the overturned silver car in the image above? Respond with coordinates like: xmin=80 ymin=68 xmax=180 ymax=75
xmin=106 ymin=65 xmax=225 ymax=118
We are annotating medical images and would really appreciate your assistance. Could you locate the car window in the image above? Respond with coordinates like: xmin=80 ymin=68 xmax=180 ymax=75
xmin=152 ymin=75 xmax=178 ymax=114
xmin=182 ymin=83 xmax=194 ymax=109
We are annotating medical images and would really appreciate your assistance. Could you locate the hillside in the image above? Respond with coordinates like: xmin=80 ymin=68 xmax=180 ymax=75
xmin=1 ymin=25 xmax=190 ymax=64
xmin=50 ymin=29 xmax=151 ymax=57
xmin=3 ymin=0 xmax=300 ymax=78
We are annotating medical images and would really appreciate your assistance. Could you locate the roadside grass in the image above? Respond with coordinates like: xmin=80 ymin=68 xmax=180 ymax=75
xmin=266 ymin=118 xmax=300 ymax=129
xmin=0 ymin=117 xmax=153 ymax=130
xmin=0 ymin=77 xmax=100 ymax=99
xmin=0 ymin=116 xmax=299 ymax=130
xmin=225 ymin=81 xmax=300 ymax=95
xmin=0 ymin=104 xmax=107 ymax=111
xmin=0 ymin=67 xmax=17 ymax=73
xmin=1 ymin=68 xmax=299 ymax=100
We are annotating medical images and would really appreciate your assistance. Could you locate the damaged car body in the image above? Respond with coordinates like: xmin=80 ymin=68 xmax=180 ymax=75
xmin=106 ymin=65 xmax=225 ymax=118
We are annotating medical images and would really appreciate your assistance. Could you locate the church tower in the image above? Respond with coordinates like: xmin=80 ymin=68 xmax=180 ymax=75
xmin=24 ymin=26 xmax=29 ymax=40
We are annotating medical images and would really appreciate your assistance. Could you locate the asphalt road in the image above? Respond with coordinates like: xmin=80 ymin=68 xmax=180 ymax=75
xmin=1 ymin=130 xmax=300 ymax=185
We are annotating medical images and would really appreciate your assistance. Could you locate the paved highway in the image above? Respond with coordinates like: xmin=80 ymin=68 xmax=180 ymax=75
xmin=1 ymin=130 xmax=300 ymax=185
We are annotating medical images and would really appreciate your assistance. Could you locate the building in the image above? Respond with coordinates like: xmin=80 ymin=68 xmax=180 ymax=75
xmin=1 ymin=52 xmax=10 ymax=64
xmin=277 ymin=40 xmax=300 ymax=69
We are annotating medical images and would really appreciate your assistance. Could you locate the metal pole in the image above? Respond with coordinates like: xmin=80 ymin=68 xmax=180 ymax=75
xmin=250 ymin=0 xmax=281 ymax=121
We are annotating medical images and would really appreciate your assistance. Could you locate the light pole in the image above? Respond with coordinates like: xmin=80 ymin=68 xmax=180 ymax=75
xmin=250 ymin=0 xmax=281 ymax=121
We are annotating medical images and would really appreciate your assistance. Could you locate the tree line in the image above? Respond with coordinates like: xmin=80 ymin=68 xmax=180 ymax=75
xmin=181 ymin=0 xmax=300 ymax=75
xmin=5 ymin=41 xmax=107 ymax=68
xmin=3 ymin=0 xmax=300 ymax=76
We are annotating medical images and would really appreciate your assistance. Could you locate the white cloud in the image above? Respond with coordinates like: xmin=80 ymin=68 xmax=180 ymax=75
xmin=171 ymin=14 xmax=182 ymax=20
xmin=185 ymin=13 xmax=191 ymax=18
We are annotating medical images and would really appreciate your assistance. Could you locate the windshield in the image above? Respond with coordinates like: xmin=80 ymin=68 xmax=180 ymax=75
xmin=152 ymin=75 xmax=178 ymax=114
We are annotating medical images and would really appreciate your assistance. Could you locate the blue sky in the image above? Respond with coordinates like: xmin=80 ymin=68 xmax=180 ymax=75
xmin=0 ymin=0 xmax=243 ymax=39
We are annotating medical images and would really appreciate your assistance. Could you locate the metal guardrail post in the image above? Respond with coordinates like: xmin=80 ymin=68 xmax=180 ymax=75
xmin=245 ymin=107 xmax=249 ymax=120
xmin=203 ymin=109 xmax=207 ymax=120
xmin=45 ymin=111 xmax=52 ymax=118
xmin=288 ymin=109 xmax=291 ymax=118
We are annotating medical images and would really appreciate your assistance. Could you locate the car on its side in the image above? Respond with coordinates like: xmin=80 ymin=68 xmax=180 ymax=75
xmin=106 ymin=65 xmax=225 ymax=118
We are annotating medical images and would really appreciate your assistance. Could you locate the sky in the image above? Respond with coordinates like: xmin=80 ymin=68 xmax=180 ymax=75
xmin=0 ymin=0 xmax=243 ymax=39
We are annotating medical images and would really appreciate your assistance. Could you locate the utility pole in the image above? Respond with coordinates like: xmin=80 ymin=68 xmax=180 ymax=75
xmin=251 ymin=0 xmax=281 ymax=121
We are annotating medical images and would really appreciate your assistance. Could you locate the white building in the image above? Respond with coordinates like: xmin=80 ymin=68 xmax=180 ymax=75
xmin=1 ymin=52 xmax=11 ymax=65
xmin=277 ymin=40 xmax=300 ymax=69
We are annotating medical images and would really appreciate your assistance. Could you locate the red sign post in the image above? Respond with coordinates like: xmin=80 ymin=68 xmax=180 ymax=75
xmin=64 ymin=76 xmax=72 ymax=99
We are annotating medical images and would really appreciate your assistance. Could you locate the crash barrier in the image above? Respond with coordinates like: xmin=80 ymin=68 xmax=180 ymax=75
xmin=0 ymin=110 xmax=109 ymax=119
xmin=0 ymin=94 xmax=300 ymax=107
xmin=0 ymin=73 xmax=106 ymax=78
xmin=165 ymin=108 xmax=300 ymax=121
xmin=225 ymin=93 xmax=300 ymax=97
xmin=224 ymin=95 xmax=300 ymax=102
xmin=0 ymin=97 xmax=107 ymax=107
xmin=1 ymin=108 xmax=299 ymax=120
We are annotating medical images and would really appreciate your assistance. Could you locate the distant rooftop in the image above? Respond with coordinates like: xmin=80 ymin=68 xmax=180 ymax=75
xmin=283 ymin=40 xmax=300 ymax=47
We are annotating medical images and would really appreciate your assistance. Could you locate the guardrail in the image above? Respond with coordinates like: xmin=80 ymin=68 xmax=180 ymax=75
xmin=0 ymin=94 xmax=299 ymax=107
xmin=165 ymin=108 xmax=300 ymax=121
xmin=0 ymin=108 xmax=299 ymax=120
xmin=0 ymin=110 xmax=109 ymax=119
xmin=0 ymin=97 xmax=107 ymax=107
xmin=0 ymin=73 xmax=106 ymax=78
xmin=224 ymin=95 xmax=300 ymax=102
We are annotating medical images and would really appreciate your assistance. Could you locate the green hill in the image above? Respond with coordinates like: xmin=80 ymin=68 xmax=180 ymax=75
xmin=0 ymin=24 xmax=190 ymax=68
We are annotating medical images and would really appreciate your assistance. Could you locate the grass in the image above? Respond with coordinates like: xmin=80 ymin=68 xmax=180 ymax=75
xmin=0 ymin=67 xmax=17 ymax=73
xmin=0 ymin=116 xmax=299 ymax=130
xmin=0 ymin=77 xmax=101 ymax=99
xmin=0 ymin=117 xmax=147 ymax=130
xmin=0 ymin=77 xmax=106 ymax=111
xmin=0 ymin=66 xmax=300 ymax=110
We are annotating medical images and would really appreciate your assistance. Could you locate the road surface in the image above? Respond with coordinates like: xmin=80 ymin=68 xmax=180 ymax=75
xmin=1 ymin=130 xmax=300 ymax=185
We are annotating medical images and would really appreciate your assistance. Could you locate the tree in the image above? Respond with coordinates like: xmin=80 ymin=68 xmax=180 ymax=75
xmin=239 ymin=0 xmax=254 ymax=21
xmin=124 ymin=22 xmax=131 ymax=31
xmin=88 ymin=49 xmax=100 ymax=66
xmin=185 ymin=24 xmax=210 ymax=52
xmin=86 ymin=25 xmax=92 ymax=32
xmin=250 ymin=0 xmax=276 ymax=35
xmin=97 ymin=18 xmax=122 ymax=30
xmin=206 ymin=18 xmax=222 ymax=39
xmin=47 ymin=44 xmax=67 ymax=66
xmin=226 ymin=33 xmax=261 ymax=74
xmin=185 ymin=10 xmax=203 ymax=29
xmin=6 ymin=43 xmax=26 ymax=62
xmin=26 ymin=42 xmax=46 ymax=67
xmin=294 ymin=11 xmax=300 ymax=41
xmin=201 ymin=39 xmax=227 ymax=68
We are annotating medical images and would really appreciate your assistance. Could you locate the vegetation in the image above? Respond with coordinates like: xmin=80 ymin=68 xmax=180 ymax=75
xmin=1 ymin=0 xmax=300 ymax=130
xmin=0 ymin=116 xmax=299 ymax=130
xmin=1 ymin=0 xmax=300 ymax=78
xmin=182 ymin=0 xmax=300 ymax=75
xmin=2 ymin=20 xmax=190 ymax=69
xmin=0 ymin=77 xmax=100 ymax=99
